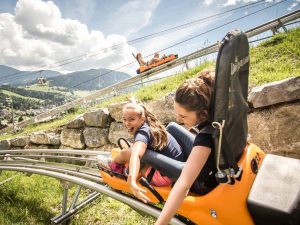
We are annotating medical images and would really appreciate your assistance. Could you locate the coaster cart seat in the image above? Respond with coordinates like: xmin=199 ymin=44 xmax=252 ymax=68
xmin=99 ymin=30 xmax=300 ymax=225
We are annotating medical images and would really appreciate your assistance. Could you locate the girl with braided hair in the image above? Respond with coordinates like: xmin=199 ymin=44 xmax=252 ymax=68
xmin=98 ymin=98 xmax=184 ymax=202
xmin=155 ymin=71 xmax=219 ymax=225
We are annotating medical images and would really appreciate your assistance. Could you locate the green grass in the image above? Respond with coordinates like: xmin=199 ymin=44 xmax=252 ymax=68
xmin=0 ymin=89 xmax=41 ymax=102
xmin=70 ymin=195 xmax=155 ymax=225
xmin=0 ymin=171 xmax=155 ymax=225
xmin=24 ymin=84 xmax=75 ymax=97
xmin=95 ymin=61 xmax=214 ymax=108
xmin=249 ymin=28 xmax=300 ymax=85
xmin=0 ymin=110 xmax=83 ymax=141
xmin=73 ymin=90 xmax=93 ymax=97
xmin=0 ymin=171 xmax=61 ymax=225
xmin=25 ymin=85 xmax=62 ymax=93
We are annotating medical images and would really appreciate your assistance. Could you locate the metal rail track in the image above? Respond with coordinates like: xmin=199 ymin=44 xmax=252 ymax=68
xmin=0 ymin=163 xmax=101 ymax=182
xmin=0 ymin=160 xmax=100 ymax=176
xmin=0 ymin=148 xmax=185 ymax=225
xmin=1 ymin=10 xmax=299 ymax=134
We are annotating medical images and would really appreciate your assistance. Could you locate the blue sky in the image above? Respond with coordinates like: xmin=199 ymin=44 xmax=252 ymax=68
xmin=0 ymin=0 xmax=299 ymax=75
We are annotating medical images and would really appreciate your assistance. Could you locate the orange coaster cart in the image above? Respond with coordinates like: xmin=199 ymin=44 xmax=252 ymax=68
xmin=135 ymin=54 xmax=178 ymax=74
xmin=99 ymin=30 xmax=300 ymax=225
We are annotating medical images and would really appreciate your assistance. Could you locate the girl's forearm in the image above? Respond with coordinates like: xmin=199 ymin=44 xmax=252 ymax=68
xmin=155 ymin=181 xmax=188 ymax=225
xmin=129 ymin=154 xmax=140 ymax=182
xmin=129 ymin=142 xmax=147 ymax=182
xmin=155 ymin=147 xmax=211 ymax=225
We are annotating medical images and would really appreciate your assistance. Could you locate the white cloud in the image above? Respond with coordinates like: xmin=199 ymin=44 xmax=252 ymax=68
xmin=204 ymin=0 xmax=214 ymax=6
xmin=224 ymin=0 xmax=238 ymax=6
xmin=0 ymin=0 xmax=136 ymax=74
xmin=107 ymin=0 xmax=160 ymax=36
xmin=223 ymin=0 xmax=259 ymax=7
xmin=287 ymin=2 xmax=298 ymax=10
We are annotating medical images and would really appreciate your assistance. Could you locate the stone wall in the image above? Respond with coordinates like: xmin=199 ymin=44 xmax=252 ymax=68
xmin=1 ymin=76 xmax=299 ymax=159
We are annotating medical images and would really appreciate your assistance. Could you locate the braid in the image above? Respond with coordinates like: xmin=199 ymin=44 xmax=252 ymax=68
xmin=141 ymin=105 xmax=168 ymax=150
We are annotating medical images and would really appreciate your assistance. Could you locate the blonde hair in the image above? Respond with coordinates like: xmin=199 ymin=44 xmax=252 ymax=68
xmin=123 ymin=98 xmax=168 ymax=150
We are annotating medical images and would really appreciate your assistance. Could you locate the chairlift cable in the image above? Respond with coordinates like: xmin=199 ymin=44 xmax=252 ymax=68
xmin=69 ymin=0 xmax=288 ymax=89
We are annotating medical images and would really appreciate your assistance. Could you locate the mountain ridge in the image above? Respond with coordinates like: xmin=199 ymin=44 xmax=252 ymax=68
xmin=0 ymin=65 xmax=62 ymax=85
xmin=48 ymin=68 xmax=131 ymax=90
xmin=0 ymin=65 xmax=131 ymax=90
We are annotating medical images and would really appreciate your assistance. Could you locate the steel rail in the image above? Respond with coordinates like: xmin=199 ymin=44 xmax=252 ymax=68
xmin=0 ymin=160 xmax=100 ymax=176
xmin=2 ymin=154 xmax=98 ymax=162
xmin=139 ymin=10 xmax=300 ymax=77
xmin=245 ymin=9 xmax=300 ymax=37
xmin=5 ymin=157 xmax=41 ymax=162
xmin=0 ymin=163 xmax=102 ymax=183
xmin=1 ymin=10 xmax=299 ymax=134
xmin=0 ymin=166 xmax=186 ymax=225
xmin=0 ymin=149 xmax=110 ymax=156
xmin=51 ymin=191 xmax=101 ymax=224
xmin=0 ymin=155 xmax=104 ymax=223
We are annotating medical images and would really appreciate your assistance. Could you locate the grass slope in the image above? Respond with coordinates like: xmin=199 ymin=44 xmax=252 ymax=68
xmin=249 ymin=28 xmax=299 ymax=85
xmin=0 ymin=171 xmax=155 ymax=225
xmin=0 ymin=89 xmax=41 ymax=101
xmin=0 ymin=28 xmax=299 ymax=224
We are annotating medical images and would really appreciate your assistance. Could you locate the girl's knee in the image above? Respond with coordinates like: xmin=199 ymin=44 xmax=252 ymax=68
xmin=167 ymin=122 xmax=181 ymax=133
xmin=167 ymin=122 xmax=178 ymax=129
xmin=120 ymin=149 xmax=131 ymax=160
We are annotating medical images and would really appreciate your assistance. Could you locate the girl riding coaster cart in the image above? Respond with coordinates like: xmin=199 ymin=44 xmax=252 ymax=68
xmin=98 ymin=30 xmax=300 ymax=225
xmin=97 ymin=98 xmax=185 ymax=196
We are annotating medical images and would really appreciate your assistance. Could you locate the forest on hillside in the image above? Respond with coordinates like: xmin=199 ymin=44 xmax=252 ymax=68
xmin=0 ymin=85 xmax=76 ymax=110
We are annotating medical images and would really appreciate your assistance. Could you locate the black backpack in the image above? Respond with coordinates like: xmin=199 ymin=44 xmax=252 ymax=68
xmin=212 ymin=29 xmax=249 ymax=178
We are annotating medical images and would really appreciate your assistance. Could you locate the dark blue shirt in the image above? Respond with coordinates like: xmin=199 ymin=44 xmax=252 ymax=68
xmin=134 ymin=123 xmax=184 ymax=162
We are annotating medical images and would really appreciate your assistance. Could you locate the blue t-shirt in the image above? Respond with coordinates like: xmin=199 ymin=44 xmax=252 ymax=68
xmin=134 ymin=123 xmax=184 ymax=162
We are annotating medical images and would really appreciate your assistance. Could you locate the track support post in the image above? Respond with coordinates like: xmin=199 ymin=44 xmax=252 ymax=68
xmin=51 ymin=182 xmax=100 ymax=225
